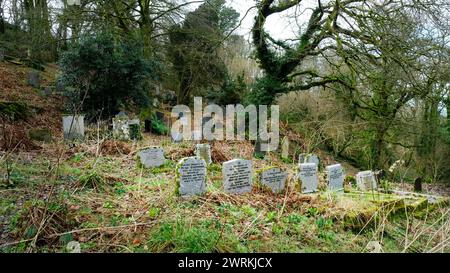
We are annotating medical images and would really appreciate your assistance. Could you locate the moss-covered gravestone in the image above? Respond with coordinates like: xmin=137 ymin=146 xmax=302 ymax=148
xmin=326 ymin=164 xmax=344 ymax=191
xmin=138 ymin=147 xmax=165 ymax=168
xmin=298 ymin=163 xmax=318 ymax=193
xmin=113 ymin=112 xmax=141 ymax=141
xmin=259 ymin=167 xmax=287 ymax=194
xmin=175 ymin=157 xmax=207 ymax=197
xmin=356 ymin=171 xmax=377 ymax=191
xmin=195 ymin=144 xmax=212 ymax=165
xmin=223 ymin=159 xmax=253 ymax=194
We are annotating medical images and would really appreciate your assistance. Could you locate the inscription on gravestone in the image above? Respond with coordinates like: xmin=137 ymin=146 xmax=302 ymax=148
xmin=177 ymin=157 xmax=207 ymax=196
xmin=259 ymin=167 xmax=287 ymax=193
xmin=298 ymin=163 xmax=318 ymax=193
xmin=138 ymin=147 xmax=165 ymax=168
xmin=223 ymin=159 xmax=253 ymax=194
xmin=326 ymin=164 xmax=344 ymax=191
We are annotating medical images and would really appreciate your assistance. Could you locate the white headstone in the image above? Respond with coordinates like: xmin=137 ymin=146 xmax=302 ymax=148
xmin=298 ymin=153 xmax=320 ymax=167
xmin=260 ymin=167 xmax=287 ymax=193
xmin=63 ymin=115 xmax=85 ymax=140
xmin=138 ymin=147 xmax=165 ymax=168
xmin=196 ymin=144 xmax=212 ymax=165
xmin=326 ymin=164 xmax=344 ymax=191
xmin=177 ymin=157 xmax=207 ymax=196
xmin=298 ymin=163 xmax=318 ymax=193
xmin=223 ymin=159 xmax=253 ymax=194
xmin=356 ymin=171 xmax=377 ymax=191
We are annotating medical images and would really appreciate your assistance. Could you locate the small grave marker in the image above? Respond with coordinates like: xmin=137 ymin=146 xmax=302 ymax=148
xmin=223 ymin=159 xmax=253 ymax=194
xmin=176 ymin=157 xmax=207 ymax=197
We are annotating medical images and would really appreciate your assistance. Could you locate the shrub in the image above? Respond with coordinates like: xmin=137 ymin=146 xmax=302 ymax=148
xmin=58 ymin=33 xmax=163 ymax=119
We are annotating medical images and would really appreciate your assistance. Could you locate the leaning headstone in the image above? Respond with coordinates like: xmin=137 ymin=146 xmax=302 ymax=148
xmin=176 ymin=157 xmax=207 ymax=197
xmin=298 ymin=163 xmax=318 ymax=193
xmin=27 ymin=71 xmax=41 ymax=88
xmin=138 ymin=147 xmax=165 ymax=168
xmin=281 ymin=137 xmax=290 ymax=159
xmin=223 ymin=159 xmax=253 ymax=194
xmin=326 ymin=164 xmax=344 ymax=191
xmin=63 ymin=115 xmax=85 ymax=140
xmin=196 ymin=144 xmax=212 ymax=165
xmin=259 ymin=167 xmax=287 ymax=193
xmin=356 ymin=170 xmax=377 ymax=191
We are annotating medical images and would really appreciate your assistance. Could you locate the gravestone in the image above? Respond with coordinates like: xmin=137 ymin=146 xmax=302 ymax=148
xmin=356 ymin=171 xmax=377 ymax=191
xmin=176 ymin=157 xmax=207 ymax=197
xmin=326 ymin=164 xmax=344 ymax=191
xmin=223 ymin=159 xmax=253 ymax=194
xmin=138 ymin=147 xmax=165 ymax=168
xmin=0 ymin=48 xmax=4 ymax=61
xmin=281 ymin=137 xmax=290 ymax=160
xmin=298 ymin=163 xmax=318 ymax=193
xmin=27 ymin=71 xmax=41 ymax=88
xmin=63 ymin=115 xmax=85 ymax=140
xmin=196 ymin=144 xmax=212 ymax=165
xmin=299 ymin=153 xmax=320 ymax=168
xmin=259 ymin=167 xmax=287 ymax=193
xmin=299 ymin=153 xmax=307 ymax=164
xmin=113 ymin=113 xmax=141 ymax=141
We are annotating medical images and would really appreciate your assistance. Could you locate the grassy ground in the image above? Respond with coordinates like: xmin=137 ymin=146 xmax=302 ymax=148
xmin=1 ymin=133 xmax=449 ymax=253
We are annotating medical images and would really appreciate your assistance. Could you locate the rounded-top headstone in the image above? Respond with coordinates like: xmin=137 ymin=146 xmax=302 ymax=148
xmin=326 ymin=164 xmax=344 ymax=191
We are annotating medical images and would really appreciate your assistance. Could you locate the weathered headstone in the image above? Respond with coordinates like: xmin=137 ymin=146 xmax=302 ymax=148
xmin=298 ymin=163 xmax=318 ymax=193
xmin=356 ymin=170 xmax=377 ymax=191
xmin=63 ymin=115 xmax=85 ymax=140
xmin=196 ymin=144 xmax=212 ymax=165
xmin=326 ymin=164 xmax=344 ymax=191
xmin=176 ymin=157 xmax=207 ymax=197
xmin=27 ymin=71 xmax=41 ymax=88
xmin=223 ymin=159 xmax=253 ymax=194
xmin=281 ymin=137 xmax=290 ymax=159
xmin=138 ymin=147 xmax=165 ymax=168
xmin=113 ymin=114 xmax=141 ymax=141
xmin=299 ymin=153 xmax=320 ymax=168
xmin=259 ymin=167 xmax=287 ymax=193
